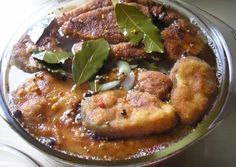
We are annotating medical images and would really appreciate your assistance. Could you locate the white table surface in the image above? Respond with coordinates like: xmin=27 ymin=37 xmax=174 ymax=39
xmin=0 ymin=0 xmax=236 ymax=166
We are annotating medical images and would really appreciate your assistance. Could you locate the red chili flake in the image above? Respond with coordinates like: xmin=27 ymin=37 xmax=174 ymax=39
xmin=98 ymin=101 xmax=106 ymax=108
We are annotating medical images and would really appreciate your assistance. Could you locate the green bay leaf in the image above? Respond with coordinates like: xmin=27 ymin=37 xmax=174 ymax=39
xmin=115 ymin=3 xmax=164 ymax=53
xmin=32 ymin=51 xmax=73 ymax=64
xmin=111 ymin=0 xmax=118 ymax=6
xmin=141 ymin=61 xmax=159 ymax=71
xmin=141 ymin=61 xmax=169 ymax=74
xmin=72 ymin=39 xmax=110 ymax=86
xmin=89 ymin=81 xmax=101 ymax=92
xmin=41 ymin=64 xmax=70 ymax=76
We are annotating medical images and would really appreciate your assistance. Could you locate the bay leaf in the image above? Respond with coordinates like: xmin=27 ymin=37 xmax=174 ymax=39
xmin=32 ymin=51 xmax=73 ymax=64
xmin=115 ymin=3 xmax=164 ymax=53
xmin=72 ymin=39 xmax=110 ymax=86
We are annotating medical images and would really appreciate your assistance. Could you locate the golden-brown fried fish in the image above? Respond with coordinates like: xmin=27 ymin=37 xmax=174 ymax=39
xmin=57 ymin=0 xmax=112 ymax=25
xmin=161 ymin=19 xmax=205 ymax=60
xmin=62 ymin=6 xmax=126 ymax=44
xmin=137 ymin=71 xmax=172 ymax=99
xmin=73 ymin=42 xmax=156 ymax=59
xmin=10 ymin=34 xmax=38 ymax=73
xmin=11 ymin=22 xmax=64 ymax=73
xmin=81 ymin=90 xmax=177 ymax=138
xmin=170 ymin=57 xmax=217 ymax=124
xmin=11 ymin=71 xmax=88 ymax=135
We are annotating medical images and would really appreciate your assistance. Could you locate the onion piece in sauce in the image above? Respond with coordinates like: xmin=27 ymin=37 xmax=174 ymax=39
xmin=121 ymin=71 xmax=135 ymax=90
xmin=117 ymin=60 xmax=131 ymax=75
xmin=100 ymin=80 xmax=121 ymax=91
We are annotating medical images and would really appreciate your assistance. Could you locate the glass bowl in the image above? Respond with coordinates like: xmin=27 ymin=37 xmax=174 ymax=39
xmin=0 ymin=0 xmax=236 ymax=166
xmin=0 ymin=143 xmax=39 ymax=167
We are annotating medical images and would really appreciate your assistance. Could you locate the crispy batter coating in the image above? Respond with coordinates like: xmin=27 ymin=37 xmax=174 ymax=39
xmin=11 ymin=20 xmax=63 ymax=73
xmin=10 ymin=34 xmax=38 ymax=73
xmin=81 ymin=90 xmax=177 ymax=138
xmin=11 ymin=72 xmax=88 ymax=134
xmin=151 ymin=5 xmax=183 ymax=25
xmin=137 ymin=71 xmax=172 ymax=99
xmin=62 ymin=6 xmax=126 ymax=44
xmin=12 ymin=0 xmax=206 ymax=73
xmin=57 ymin=0 xmax=112 ymax=25
xmin=170 ymin=57 xmax=217 ymax=124
xmin=110 ymin=42 xmax=149 ymax=59
xmin=73 ymin=42 xmax=154 ymax=59
xmin=122 ymin=0 xmax=183 ymax=25
xmin=161 ymin=19 xmax=205 ymax=60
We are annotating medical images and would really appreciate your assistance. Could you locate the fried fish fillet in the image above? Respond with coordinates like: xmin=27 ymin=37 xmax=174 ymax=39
xmin=57 ymin=0 xmax=112 ymax=25
xmin=61 ymin=0 xmax=151 ymax=43
xmin=121 ymin=0 xmax=183 ymax=25
xmin=10 ymin=34 xmax=38 ymax=73
xmin=73 ymin=42 xmax=155 ymax=59
xmin=11 ymin=71 xmax=88 ymax=136
xmin=137 ymin=71 xmax=173 ymax=99
xmin=81 ymin=90 xmax=177 ymax=138
xmin=161 ymin=19 xmax=205 ymax=60
xmin=62 ymin=6 xmax=126 ymax=44
xmin=11 ymin=20 xmax=63 ymax=73
xmin=170 ymin=57 xmax=217 ymax=124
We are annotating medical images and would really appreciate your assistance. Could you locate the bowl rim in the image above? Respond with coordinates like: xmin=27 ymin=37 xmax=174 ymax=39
xmin=0 ymin=0 xmax=234 ymax=166
xmin=0 ymin=143 xmax=40 ymax=167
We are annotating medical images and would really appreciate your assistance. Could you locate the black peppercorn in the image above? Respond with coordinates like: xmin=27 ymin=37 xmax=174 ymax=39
xmin=181 ymin=51 xmax=188 ymax=58
xmin=77 ymin=103 xmax=81 ymax=111
xmin=83 ymin=90 xmax=94 ymax=98
xmin=12 ymin=110 xmax=22 ymax=119
xmin=38 ymin=137 xmax=56 ymax=147
xmin=121 ymin=109 xmax=127 ymax=117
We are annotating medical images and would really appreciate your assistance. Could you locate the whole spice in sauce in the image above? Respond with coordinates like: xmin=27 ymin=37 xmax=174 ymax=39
xmin=77 ymin=103 xmax=81 ymax=111
xmin=38 ymin=137 xmax=56 ymax=147
xmin=12 ymin=110 xmax=22 ymax=119
xmin=121 ymin=109 xmax=127 ymax=117
xmin=83 ymin=90 xmax=94 ymax=98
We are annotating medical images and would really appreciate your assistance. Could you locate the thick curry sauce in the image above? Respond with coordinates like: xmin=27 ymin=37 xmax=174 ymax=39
xmin=9 ymin=0 xmax=218 ymax=161
xmin=11 ymin=71 xmax=191 ymax=160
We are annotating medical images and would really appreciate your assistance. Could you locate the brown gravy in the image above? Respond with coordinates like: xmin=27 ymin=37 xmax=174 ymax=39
xmin=8 ymin=0 xmax=218 ymax=161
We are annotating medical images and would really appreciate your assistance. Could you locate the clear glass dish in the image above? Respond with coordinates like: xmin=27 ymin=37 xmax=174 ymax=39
xmin=0 ymin=0 xmax=236 ymax=166
xmin=0 ymin=143 xmax=39 ymax=167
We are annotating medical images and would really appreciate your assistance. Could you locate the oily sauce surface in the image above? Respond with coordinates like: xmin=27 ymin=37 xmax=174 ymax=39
xmin=11 ymin=71 xmax=191 ymax=160
xmin=8 ymin=0 xmax=219 ymax=161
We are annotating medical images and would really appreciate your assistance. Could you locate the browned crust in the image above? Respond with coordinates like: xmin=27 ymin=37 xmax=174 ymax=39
xmin=170 ymin=57 xmax=217 ymax=124
xmin=137 ymin=71 xmax=173 ymax=99
xmin=57 ymin=0 xmax=113 ymax=25
xmin=161 ymin=19 xmax=205 ymax=60
xmin=61 ymin=6 xmax=126 ymax=44
xmin=81 ymin=90 xmax=177 ymax=138
xmin=10 ymin=34 xmax=38 ymax=73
